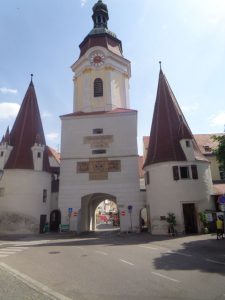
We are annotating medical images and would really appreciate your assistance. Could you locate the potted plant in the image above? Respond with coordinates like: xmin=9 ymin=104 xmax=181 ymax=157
xmin=166 ymin=213 xmax=176 ymax=236
xmin=199 ymin=211 xmax=208 ymax=234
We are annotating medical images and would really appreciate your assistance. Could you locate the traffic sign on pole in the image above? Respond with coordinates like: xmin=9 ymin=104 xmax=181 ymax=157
xmin=121 ymin=211 xmax=126 ymax=216
xmin=128 ymin=205 xmax=133 ymax=212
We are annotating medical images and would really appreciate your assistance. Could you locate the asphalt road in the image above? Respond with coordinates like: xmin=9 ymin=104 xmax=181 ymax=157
xmin=0 ymin=230 xmax=225 ymax=300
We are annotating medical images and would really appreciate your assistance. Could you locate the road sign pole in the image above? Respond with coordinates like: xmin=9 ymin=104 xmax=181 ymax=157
xmin=127 ymin=205 xmax=133 ymax=232
xmin=129 ymin=212 xmax=133 ymax=232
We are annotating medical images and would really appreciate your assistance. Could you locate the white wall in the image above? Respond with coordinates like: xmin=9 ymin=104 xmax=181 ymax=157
xmin=59 ymin=111 xmax=142 ymax=232
xmin=145 ymin=161 xmax=214 ymax=235
xmin=0 ymin=169 xmax=51 ymax=234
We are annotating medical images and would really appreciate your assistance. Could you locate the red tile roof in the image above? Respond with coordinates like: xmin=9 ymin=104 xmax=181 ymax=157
xmin=144 ymin=70 xmax=206 ymax=167
xmin=194 ymin=133 xmax=224 ymax=155
xmin=47 ymin=147 xmax=60 ymax=164
xmin=213 ymin=184 xmax=225 ymax=195
xmin=5 ymin=80 xmax=50 ymax=171
xmin=79 ymin=34 xmax=123 ymax=58
xmin=60 ymin=108 xmax=137 ymax=118
xmin=138 ymin=156 xmax=144 ymax=178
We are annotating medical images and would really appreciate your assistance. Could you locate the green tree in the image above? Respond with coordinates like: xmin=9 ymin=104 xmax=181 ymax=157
xmin=212 ymin=135 xmax=225 ymax=171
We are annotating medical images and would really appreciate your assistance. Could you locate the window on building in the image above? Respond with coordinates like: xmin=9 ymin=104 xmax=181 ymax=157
xmin=191 ymin=165 xmax=198 ymax=180
xmin=94 ymin=78 xmax=103 ymax=97
xmin=180 ymin=166 xmax=190 ymax=179
xmin=219 ymin=166 xmax=225 ymax=180
xmin=37 ymin=152 xmax=41 ymax=158
xmin=203 ymin=145 xmax=212 ymax=152
xmin=0 ymin=151 xmax=4 ymax=157
xmin=92 ymin=149 xmax=106 ymax=155
xmin=145 ymin=171 xmax=150 ymax=185
xmin=186 ymin=140 xmax=190 ymax=147
xmin=93 ymin=128 xmax=103 ymax=134
xmin=172 ymin=166 xmax=179 ymax=181
xmin=43 ymin=189 xmax=47 ymax=203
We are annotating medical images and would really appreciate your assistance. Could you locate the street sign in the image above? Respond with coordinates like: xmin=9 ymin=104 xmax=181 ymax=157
xmin=128 ymin=205 xmax=133 ymax=213
xmin=218 ymin=196 xmax=225 ymax=204
xmin=121 ymin=211 xmax=126 ymax=216
xmin=73 ymin=211 xmax=78 ymax=217
xmin=220 ymin=204 xmax=225 ymax=212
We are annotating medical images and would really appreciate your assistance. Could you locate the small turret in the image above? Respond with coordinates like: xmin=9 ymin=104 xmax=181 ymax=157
xmin=0 ymin=127 xmax=13 ymax=170
xmin=31 ymin=134 xmax=45 ymax=171
xmin=4 ymin=75 xmax=50 ymax=172
xmin=92 ymin=0 xmax=109 ymax=29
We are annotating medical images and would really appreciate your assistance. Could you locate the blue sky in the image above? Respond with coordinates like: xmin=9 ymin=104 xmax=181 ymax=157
xmin=0 ymin=0 xmax=225 ymax=154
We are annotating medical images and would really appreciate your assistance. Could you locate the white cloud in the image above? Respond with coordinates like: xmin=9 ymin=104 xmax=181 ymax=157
xmin=46 ymin=132 xmax=59 ymax=141
xmin=81 ymin=0 xmax=87 ymax=7
xmin=181 ymin=103 xmax=199 ymax=113
xmin=0 ymin=102 xmax=20 ymax=120
xmin=42 ymin=111 xmax=52 ymax=118
xmin=209 ymin=112 xmax=225 ymax=127
xmin=0 ymin=87 xmax=18 ymax=94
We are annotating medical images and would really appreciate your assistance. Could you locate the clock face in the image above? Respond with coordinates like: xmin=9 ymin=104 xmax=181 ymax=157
xmin=90 ymin=52 xmax=105 ymax=67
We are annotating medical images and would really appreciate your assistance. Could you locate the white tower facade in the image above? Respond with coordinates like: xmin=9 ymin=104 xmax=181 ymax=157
xmin=58 ymin=0 xmax=142 ymax=233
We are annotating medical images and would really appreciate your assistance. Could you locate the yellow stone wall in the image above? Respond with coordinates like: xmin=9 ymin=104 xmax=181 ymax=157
xmin=75 ymin=66 xmax=128 ymax=112
xmin=208 ymin=156 xmax=221 ymax=181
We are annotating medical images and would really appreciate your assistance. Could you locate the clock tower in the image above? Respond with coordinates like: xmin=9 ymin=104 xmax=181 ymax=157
xmin=71 ymin=0 xmax=131 ymax=112
xmin=59 ymin=0 xmax=141 ymax=233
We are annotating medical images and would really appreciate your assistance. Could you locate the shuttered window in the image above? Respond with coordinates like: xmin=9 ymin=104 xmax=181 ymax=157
xmin=173 ymin=166 xmax=179 ymax=181
xmin=191 ymin=165 xmax=198 ymax=179
xmin=145 ymin=171 xmax=150 ymax=185
xmin=94 ymin=78 xmax=103 ymax=97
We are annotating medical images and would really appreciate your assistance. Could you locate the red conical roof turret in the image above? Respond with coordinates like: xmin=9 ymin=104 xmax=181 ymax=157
xmin=5 ymin=76 xmax=50 ymax=171
xmin=144 ymin=67 xmax=206 ymax=167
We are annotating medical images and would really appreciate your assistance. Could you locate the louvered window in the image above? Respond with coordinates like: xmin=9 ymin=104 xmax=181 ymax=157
xmin=191 ymin=165 xmax=198 ymax=179
xmin=173 ymin=166 xmax=179 ymax=180
xmin=145 ymin=171 xmax=150 ymax=185
xmin=94 ymin=78 xmax=103 ymax=97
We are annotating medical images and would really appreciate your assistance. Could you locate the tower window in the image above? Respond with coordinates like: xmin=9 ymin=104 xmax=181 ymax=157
xmin=180 ymin=166 xmax=190 ymax=179
xmin=92 ymin=149 xmax=106 ymax=155
xmin=43 ymin=189 xmax=47 ymax=203
xmin=186 ymin=140 xmax=190 ymax=147
xmin=94 ymin=78 xmax=103 ymax=97
xmin=0 ymin=151 xmax=4 ymax=157
xmin=37 ymin=152 xmax=41 ymax=158
xmin=93 ymin=128 xmax=103 ymax=134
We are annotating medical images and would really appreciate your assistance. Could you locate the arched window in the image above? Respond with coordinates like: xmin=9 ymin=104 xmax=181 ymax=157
xmin=94 ymin=78 xmax=103 ymax=97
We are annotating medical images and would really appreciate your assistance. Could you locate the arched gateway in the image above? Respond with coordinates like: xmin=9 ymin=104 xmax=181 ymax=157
xmin=80 ymin=193 xmax=117 ymax=232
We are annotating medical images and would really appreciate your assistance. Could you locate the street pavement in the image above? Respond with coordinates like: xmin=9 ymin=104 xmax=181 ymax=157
xmin=0 ymin=229 xmax=225 ymax=300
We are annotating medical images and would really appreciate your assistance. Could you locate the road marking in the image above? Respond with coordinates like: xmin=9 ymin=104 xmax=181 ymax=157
xmin=169 ymin=251 xmax=192 ymax=257
xmin=14 ymin=240 xmax=51 ymax=246
xmin=152 ymin=272 xmax=180 ymax=283
xmin=119 ymin=259 xmax=134 ymax=266
xmin=95 ymin=250 xmax=108 ymax=256
xmin=206 ymin=259 xmax=225 ymax=266
xmin=0 ymin=262 xmax=72 ymax=300
xmin=0 ymin=251 xmax=16 ymax=255
xmin=0 ymin=255 xmax=8 ymax=258
xmin=4 ymin=248 xmax=27 ymax=252
xmin=139 ymin=245 xmax=192 ymax=257
xmin=139 ymin=245 xmax=159 ymax=250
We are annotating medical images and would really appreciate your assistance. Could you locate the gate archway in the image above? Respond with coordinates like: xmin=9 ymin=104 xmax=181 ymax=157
xmin=80 ymin=193 xmax=119 ymax=232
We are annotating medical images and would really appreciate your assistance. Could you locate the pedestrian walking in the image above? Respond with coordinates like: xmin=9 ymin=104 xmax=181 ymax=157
xmin=216 ymin=216 xmax=224 ymax=240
